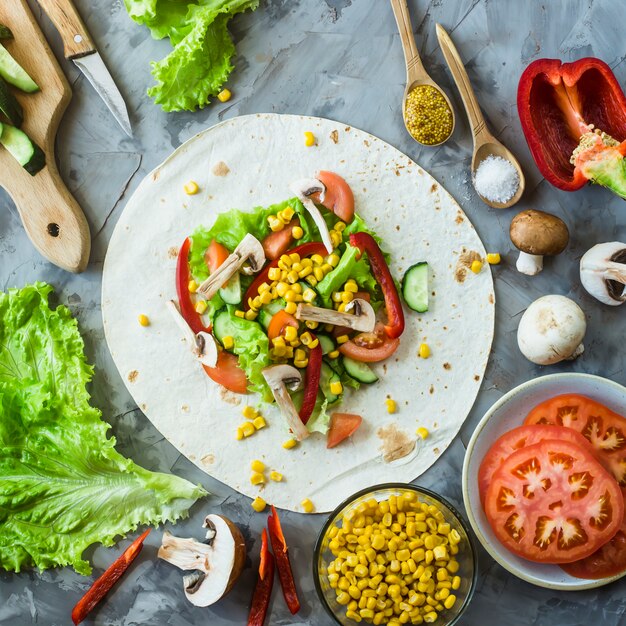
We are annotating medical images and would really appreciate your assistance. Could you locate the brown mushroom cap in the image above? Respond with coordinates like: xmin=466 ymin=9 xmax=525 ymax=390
xmin=509 ymin=209 xmax=569 ymax=256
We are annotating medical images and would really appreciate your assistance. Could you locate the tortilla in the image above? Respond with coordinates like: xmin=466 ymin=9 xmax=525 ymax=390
xmin=102 ymin=114 xmax=495 ymax=512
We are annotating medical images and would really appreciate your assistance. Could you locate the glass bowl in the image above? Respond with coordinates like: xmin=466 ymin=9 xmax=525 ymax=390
xmin=313 ymin=483 xmax=477 ymax=626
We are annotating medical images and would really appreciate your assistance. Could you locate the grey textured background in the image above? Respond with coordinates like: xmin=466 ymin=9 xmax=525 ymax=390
xmin=1 ymin=0 xmax=626 ymax=624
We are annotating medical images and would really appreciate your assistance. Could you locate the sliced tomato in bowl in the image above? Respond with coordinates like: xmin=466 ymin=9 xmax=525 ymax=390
xmin=484 ymin=438 xmax=624 ymax=564
xmin=478 ymin=425 xmax=598 ymax=505
xmin=339 ymin=322 xmax=399 ymax=363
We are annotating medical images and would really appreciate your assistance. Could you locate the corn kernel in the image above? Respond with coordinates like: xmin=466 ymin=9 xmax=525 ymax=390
xmin=138 ymin=314 xmax=150 ymax=327
xmin=217 ymin=88 xmax=232 ymax=102
xmin=289 ymin=253 xmax=301 ymax=263
xmin=300 ymin=331 xmax=313 ymax=346
xmin=292 ymin=226 xmax=304 ymax=240
xmin=335 ymin=221 xmax=347 ymax=232
xmin=301 ymin=498 xmax=315 ymax=513
xmin=241 ymin=422 xmax=255 ymax=437
xmin=386 ymin=398 xmax=397 ymax=414
xmin=195 ymin=300 xmax=208 ymax=315
xmin=270 ymin=471 xmax=283 ymax=482
xmin=418 ymin=343 xmax=431 ymax=359
xmin=251 ymin=459 xmax=265 ymax=473
xmin=253 ymin=416 xmax=266 ymax=430
xmin=222 ymin=335 xmax=234 ymax=350
xmin=184 ymin=180 xmax=199 ymax=195
xmin=280 ymin=325 xmax=296 ymax=343
xmin=235 ymin=310 xmax=245 ymax=318
xmin=251 ymin=496 xmax=266 ymax=512
xmin=345 ymin=282 xmax=359 ymax=294
xmin=332 ymin=291 xmax=344 ymax=303
xmin=487 ymin=252 xmax=501 ymax=265
xmin=304 ymin=131 xmax=316 ymax=147
xmin=443 ymin=594 xmax=456 ymax=610
xmin=308 ymin=338 xmax=319 ymax=349
xmin=282 ymin=438 xmax=298 ymax=450
xmin=188 ymin=279 xmax=198 ymax=293
xmin=328 ymin=350 xmax=340 ymax=359
xmin=250 ymin=471 xmax=265 ymax=485
xmin=471 ymin=259 xmax=483 ymax=274
xmin=245 ymin=309 xmax=258 ymax=321
xmin=330 ymin=381 xmax=343 ymax=395
xmin=287 ymin=270 xmax=299 ymax=284
xmin=341 ymin=291 xmax=354 ymax=303
xmin=416 ymin=427 xmax=429 ymax=440
xmin=337 ymin=334 xmax=350 ymax=345
xmin=294 ymin=359 xmax=308 ymax=369
xmin=328 ymin=253 xmax=341 ymax=267
xmin=305 ymin=320 xmax=319 ymax=329
xmin=268 ymin=267 xmax=282 ymax=281
xmin=236 ymin=427 xmax=244 ymax=440
xmin=259 ymin=291 xmax=273 ymax=305
xmin=285 ymin=301 xmax=297 ymax=315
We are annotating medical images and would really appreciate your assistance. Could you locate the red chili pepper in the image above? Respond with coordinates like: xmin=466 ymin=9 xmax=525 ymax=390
xmin=299 ymin=340 xmax=322 ymax=425
xmin=176 ymin=238 xmax=210 ymax=335
xmin=247 ymin=529 xmax=275 ymax=626
xmin=244 ymin=242 xmax=328 ymax=310
xmin=71 ymin=529 xmax=151 ymax=625
xmin=267 ymin=505 xmax=300 ymax=615
xmin=349 ymin=233 xmax=405 ymax=339
xmin=518 ymin=57 xmax=626 ymax=191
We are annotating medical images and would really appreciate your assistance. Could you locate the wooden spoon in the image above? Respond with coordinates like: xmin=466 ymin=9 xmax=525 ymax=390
xmin=390 ymin=0 xmax=455 ymax=147
xmin=436 ymin=23 xmax=525 ymax=209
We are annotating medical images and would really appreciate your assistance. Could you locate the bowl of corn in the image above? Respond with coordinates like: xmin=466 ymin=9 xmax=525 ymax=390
xmin=313 ymin=484 xmax=476 ymax=626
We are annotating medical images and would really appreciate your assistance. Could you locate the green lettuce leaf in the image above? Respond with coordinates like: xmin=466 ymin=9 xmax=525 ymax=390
xmin=0 ymin=284 xmax=207 ymax=575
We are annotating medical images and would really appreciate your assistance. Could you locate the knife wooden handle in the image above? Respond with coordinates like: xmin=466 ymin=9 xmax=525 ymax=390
xmin=37 ymin=0 xmax=95 ymax=59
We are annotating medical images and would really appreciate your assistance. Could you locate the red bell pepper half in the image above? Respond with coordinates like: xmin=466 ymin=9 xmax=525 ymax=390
xmin=267 ymin=505 xmax=301 ymax=615
xmin=518 ymin=57 xmax=626 ymax=195
xmin=71 ymin=529 xmax=151 ymax=625
xmin=349 ymin=232 xmax=405 ymax=339
xmin=299 ymin=340 xmax=322 ymax=425
xmin=247 ymin=528 xmax=275 ymax=626
xmin=243 ymin=242 xmax=328 ymax=310
xmin=176 ymin=238 xmax=210 ymax=335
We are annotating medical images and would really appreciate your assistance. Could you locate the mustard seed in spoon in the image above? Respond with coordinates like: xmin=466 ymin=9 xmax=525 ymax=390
xmin=404 ymin=84 xmax=454 ymax=146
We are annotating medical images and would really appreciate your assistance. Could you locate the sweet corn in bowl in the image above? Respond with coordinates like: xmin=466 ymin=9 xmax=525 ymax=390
xmin=314 ymin=485 xmax=476 ymax=626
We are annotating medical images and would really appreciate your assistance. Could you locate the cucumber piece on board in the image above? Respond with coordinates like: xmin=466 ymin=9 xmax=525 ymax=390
xmin=0 ymin=76 xmax=23 ymax=126
xmin=0 ymin=124 xmax=45 ymax=175
xmin=0 ymin=43 xmax=39 ymax=93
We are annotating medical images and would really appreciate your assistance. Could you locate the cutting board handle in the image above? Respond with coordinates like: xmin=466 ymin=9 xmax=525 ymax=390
xmin=6 ymin=162 xmax=91 ymax=273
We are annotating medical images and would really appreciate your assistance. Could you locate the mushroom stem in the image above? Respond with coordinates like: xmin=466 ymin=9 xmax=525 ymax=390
xmin=290 ymin=179 xmax=334 ymax=254
xmin=262 ymin=365 xmax=309 ymax=441
xmin=295 ymin=299 xmax=375 ymax=332
xmin=516 ymin=251 xmax=544 ymax=275
xmin=166 ymin=300 xmax=218 ymax=367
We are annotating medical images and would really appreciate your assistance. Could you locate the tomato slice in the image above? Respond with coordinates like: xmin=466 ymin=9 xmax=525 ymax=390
xmin=262 ymin=218 xmax=299 ymax=261
xmin=202 ymin=352 xmax=248 ymax=394
xmin=311 ymin=171 xmax=355 ymax=223
xmin=525 ymin=395 xmax=626 ymax=488
xmin=267 ymin=310 xmax=299 ymax=341
xmin=339 ymin=322 xmax=399 ymax=363
xmin=205 ymin=240 xmax=230 ymax=273
xmin=484 ymin=438 xmax=624 ymax=564
xmin=478 ymin=425 xmax=598 ymax=505
xmin=327 ymin=413 xmax=363 ymax=449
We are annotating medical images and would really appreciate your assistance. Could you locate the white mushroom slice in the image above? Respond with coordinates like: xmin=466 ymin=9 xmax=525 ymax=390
xmin=290 ymin=178 xmax=334 ymax=254
xmin=197 ymin=234 xmax=265 ymax=299
xmin=166 ymin=300 xmax=218 ymax=367
xmin=517 ymin=295 xmax=586 ymax=365
xmin=262 ymin=365 xmax=309 ymax=441
xmin=295 ymin=299 xmax=375 ymax=332
xmin=580 ymin=242 xmax=626 ymax=306
xmin=158 ymin=514 xmax=246 ymax=607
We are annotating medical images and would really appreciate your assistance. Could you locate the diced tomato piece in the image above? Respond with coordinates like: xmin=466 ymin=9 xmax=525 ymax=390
xmin=339 ymin=322 xmax=399 ymax=363
xmin=262 ymin=219 xmax=299 ymax=260
xmin=327 ymin=413 xmax=363 ymax=449
xmin=312 ymin=171 xmax=355 ymax=223
xmin=267 ymin=310 xmax=299 ymax=341
xmin=205 ymin=240 xmax=230 ymax=273
xmin=203 ymin=352 xmax=248 ymax=394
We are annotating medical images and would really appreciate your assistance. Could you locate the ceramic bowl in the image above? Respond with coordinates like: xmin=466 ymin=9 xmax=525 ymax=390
xmin=463 ymin=373 xmax=626 ymax=590
xmin=313 ymin=483 xmax=477 ymax=625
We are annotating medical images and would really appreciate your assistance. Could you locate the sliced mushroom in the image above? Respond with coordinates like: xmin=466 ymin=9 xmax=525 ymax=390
xmin=262 ymin=365 xmax=309 ymax=441
xmin=158 ymin=514 xmax=246 ymax=607
xmin=166 ymin=300 xmax=218 ymax=367
xmin=295 ymin=299 xmax=375 ymax=332
xmin=580 ymin=242 xmax=626 ymax=306
xmin=197 ymin=235 xmax=265 ymax=299
xmin=510 ymin=209 xmax=569 ymax=275
xmin=517 ymin=295 xmax=586 ymax=365
xmin=290 ymin=178 xmax=334 ymax=254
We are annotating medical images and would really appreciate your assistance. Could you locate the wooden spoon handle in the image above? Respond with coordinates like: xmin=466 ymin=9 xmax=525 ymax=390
xmin=37 ymin=0 xmax=95 ymax=59
xmin=389 ymin=0 xmax=425 ymax=84
xmin=7 ymin=163 xmax=91 ymax=273
xmin=436 ymin=23 xmax=489 ymax=141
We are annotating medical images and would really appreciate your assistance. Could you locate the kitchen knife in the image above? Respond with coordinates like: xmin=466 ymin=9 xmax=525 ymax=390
xmin=37 ymin=0 xmax=132 ymax=136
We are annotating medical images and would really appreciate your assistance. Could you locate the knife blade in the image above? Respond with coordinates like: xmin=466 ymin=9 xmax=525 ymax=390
xmin=37 ymin=0 xmax=132 ymax=136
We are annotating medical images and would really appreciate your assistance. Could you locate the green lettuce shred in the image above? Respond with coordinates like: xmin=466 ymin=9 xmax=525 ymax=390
xmin=0 ymin=284 xmax=207 ymax=575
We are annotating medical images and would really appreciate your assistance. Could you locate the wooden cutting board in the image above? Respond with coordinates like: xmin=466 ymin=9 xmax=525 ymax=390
xmin=0 ymin=0 xmax=90 ymax=273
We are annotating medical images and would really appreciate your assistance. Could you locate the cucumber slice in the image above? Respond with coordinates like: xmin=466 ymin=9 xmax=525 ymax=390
xmin=212 ymin=309 xmax=233 ymax=346
xmin=0 ymin=76 xmax=23 ymax=126
xmin=0 ymin=25 xmax=13 ymax=40
xmin=258 ymin=300 xmax=285 ymax=330
xmin=343 ymin=356 xmax=379 ymax=384
xmin=402 ymin=262 xmax=429 ymax=313
xmin=0 ymin=124 xmax=45 ymax=175
xmin=317 ymin=334 xmax=335 ymax=355
xmin=320 ymin=362 xmax=342 ymax=403
xmin=219 ymin=272 xmax=241 ymax=305
xmin=0 ymin=43 xmax=39 ymax=93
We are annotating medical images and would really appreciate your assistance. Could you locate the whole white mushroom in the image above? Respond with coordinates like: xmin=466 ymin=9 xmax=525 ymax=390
xmin=517 ymin=295 xmax=586 ymax=365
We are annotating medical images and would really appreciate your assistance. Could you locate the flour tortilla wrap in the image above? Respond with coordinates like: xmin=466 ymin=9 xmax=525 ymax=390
xmin=102 ymin=114 xmax=495 ymax=512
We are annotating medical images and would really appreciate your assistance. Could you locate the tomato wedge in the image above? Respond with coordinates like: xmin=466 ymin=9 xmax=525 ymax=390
xmin=484 ymin=439 xmax=624 ymax=564
xmin=203 ymin=352 xmax=248 ymax=394
xmin=205 ymin=239 xmax=230 ymax=273
xmin=267 ymin=310 xmax=299 ymax=341
xmin=478 ymin=425 xmax=598 ymax=504
xmin=327 ymin=413 xmax=363 ymax=449
xmin=339 ymin=322 xmax=400 ymax=363
xmin=262 ymin=219 xmax=299 ymax=260
xmin=311 ymin=171 xmax=355 ymax=223
xmin=525 ymin=395 xmax=626 ymax=488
